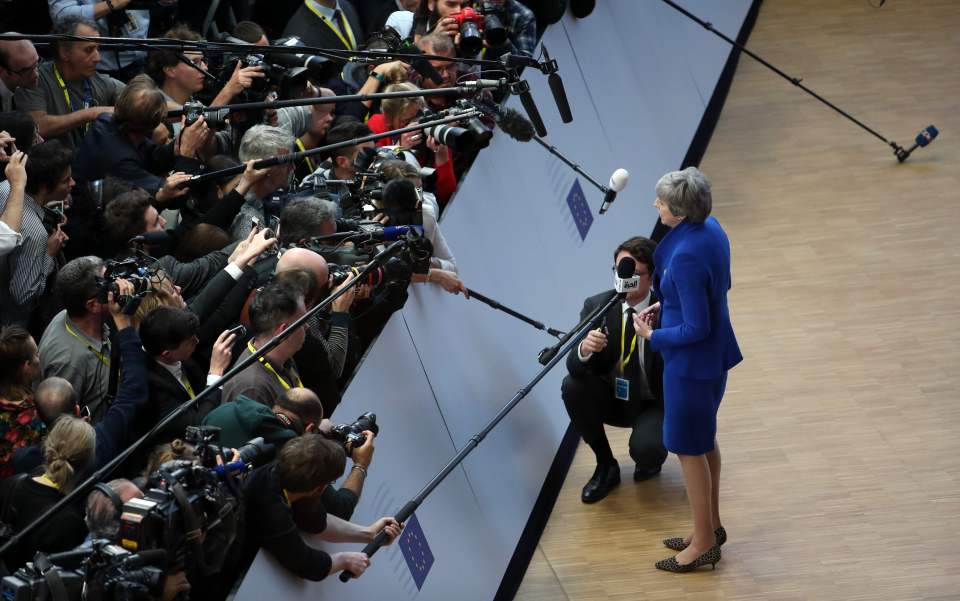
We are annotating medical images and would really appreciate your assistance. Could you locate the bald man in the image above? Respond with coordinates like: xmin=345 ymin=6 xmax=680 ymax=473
xmin=277 ymin=247 xmax=355 ymax=416
xmin=0 ymin=35 xmax=40 ymax=112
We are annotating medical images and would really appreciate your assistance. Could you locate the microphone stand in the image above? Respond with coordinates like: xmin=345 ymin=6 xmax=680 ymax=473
xmin=185 ymin=109 xmax=482 ymax=184
xmin=530 ymin=135 xmax=613 ymax=201
xmin=537 ymin=290 xmax=617 ymax=365
xmin=166 ymin=81 xmax=505 ymax=117
xmin=466 ymin=288 xmax=565 ymax=339
xmin=0 ymin=241 xmax=406 ymax=558
xmin=658 ymin=0 xmax=924 ymax=162
xmin=339 ymin=290 xmax=621 ymax=582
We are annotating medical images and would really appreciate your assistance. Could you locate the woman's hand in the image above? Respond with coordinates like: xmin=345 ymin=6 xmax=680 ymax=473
xmin=637 ymin=301 xmax=660 ymax=326
xmin=426 ymin=135 xmax=450 ymax=165
xmin=633 ymin=312 xmax=653 ymax=340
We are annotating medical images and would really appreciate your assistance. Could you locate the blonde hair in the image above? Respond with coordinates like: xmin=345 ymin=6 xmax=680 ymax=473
xmin=42 ymin=416 xmax=96 ymax=493
xmin=144 ymin=439 xmax=196 ymax=479
xmin=132 ymin=269 xmax=180 ymax=328
xmin=381 ymin=82 xmax=425 ymax=125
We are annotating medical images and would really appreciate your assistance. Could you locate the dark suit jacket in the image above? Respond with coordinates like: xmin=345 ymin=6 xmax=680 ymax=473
xmin=650 ymin=216 xmax=742 ymax=379
xmin=143 ymin=357 xmax=222 ymax=444
xmin=565 ymin=290 xmax=664 ymax=407
xmin=72 ymin=114 xmax=201 ymax=196
xmin=282 ymin=1 xmax=364 ymax=51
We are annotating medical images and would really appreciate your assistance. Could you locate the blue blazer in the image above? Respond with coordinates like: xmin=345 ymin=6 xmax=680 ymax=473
xmin=649 ymin=216 xmax=742 ymax=379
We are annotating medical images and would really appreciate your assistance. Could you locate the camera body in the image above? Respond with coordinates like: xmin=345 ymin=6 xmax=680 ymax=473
xmin=328 ymin=412 xmax=379 ymax=449
xmin=415 ymin=106 xmax=492 ymax=153
xmin=449 ymin=4 xmax=508 ymax=55
xmin=95 ymin=257 xmax=153 ymax=314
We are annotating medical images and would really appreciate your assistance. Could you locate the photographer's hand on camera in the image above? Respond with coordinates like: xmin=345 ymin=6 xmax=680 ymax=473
xmin=350 ymin=430 xmax=375 ymax=469
xmin=426 ymin=135 xmax=451 ymax=166
xmin=215 ymin=62 xmax=266 ymax=105
xmin=107 ymin=279 xmax=135 ymax=329
xmin=399 ymin=129 xmax=424 ymax=150
xmin=155 ymin=172 xmax=192 ymax=205
xmin=431 ymin=16 xmax=462 ymax=40
xmin=176 ymin=115 xmax=211 ymax=158
xmin=331 ymin=278 xmax=358 ymax=313
xmin=331 ymin=552 xmax=370 ymax=578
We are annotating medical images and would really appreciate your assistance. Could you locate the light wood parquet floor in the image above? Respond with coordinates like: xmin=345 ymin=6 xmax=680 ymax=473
xmin=516 ymin=1 xmax=960 ymax=599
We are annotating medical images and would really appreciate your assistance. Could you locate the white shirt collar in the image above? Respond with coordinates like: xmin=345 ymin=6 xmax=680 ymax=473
xmin=307 ymin=0 xmax=341 ymax=19
xmin=622 ymin=289 xmax=652 ymax=314
xmin=155 ymin=358 xmax=184 ymax=382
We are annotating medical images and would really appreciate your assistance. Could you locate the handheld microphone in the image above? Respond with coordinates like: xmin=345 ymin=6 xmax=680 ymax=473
xmin=895 ymin=125 xmax=939 ymax=163
xmin=128 ymin=230 xmax=170 ymax=246
xmin=511 ymin=79 xmax=548 ymax=137
xmin=614 ymin=256 xmax=639 ymax=295
xmin=599 ymin=168 xmax=630 ymax=215
xmin=542 ymin=45 xmax=572 ymax=123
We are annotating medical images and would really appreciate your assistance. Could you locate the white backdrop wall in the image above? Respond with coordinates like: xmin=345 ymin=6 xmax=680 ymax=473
xmin=235 ymin=2 xmax=752 ymax=600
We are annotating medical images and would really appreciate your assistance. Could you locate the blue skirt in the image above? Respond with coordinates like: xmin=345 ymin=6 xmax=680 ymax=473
xmin=662 ymin=371 xmax=727 ymax=455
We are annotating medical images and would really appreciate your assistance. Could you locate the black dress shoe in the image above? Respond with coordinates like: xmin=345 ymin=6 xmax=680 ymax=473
xmin=633 ymin=464 xmax=662 ymax=482
xmin=581 ymin=463 xmax=620 ymax=503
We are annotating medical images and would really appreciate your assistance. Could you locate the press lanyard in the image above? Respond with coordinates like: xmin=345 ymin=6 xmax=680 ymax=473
xmin=179 ymin=373 xmax=196 ymax=398
xmin=37 ymin=474 xmax=61 ymax=490
xmin=53 ymin=65 xmax=92 ymax=130
xmin=619 ymin=308 xmax=638 ymax=375
xmin=295 ymin=138 xmax=316 ymax=174
xmin=247 ymin=341 xmax=303 ymax=390
xmin=304 ymin=1 xmax=357 ymax=50
xmin=65 ymin=320 xmax=110 ymax=368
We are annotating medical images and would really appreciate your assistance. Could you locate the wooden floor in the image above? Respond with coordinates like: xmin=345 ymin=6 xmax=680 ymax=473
xmin=516 ymin=1 xmax=960 ymax=599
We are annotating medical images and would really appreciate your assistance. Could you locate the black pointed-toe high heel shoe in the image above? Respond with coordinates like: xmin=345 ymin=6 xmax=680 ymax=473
xmin=654 ymin=545 xmax=721 ymax=573
xmin=662 ymin=526 xmax=727 ymax=552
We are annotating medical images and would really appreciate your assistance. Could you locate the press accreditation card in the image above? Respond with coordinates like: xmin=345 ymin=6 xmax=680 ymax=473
xmin=615 ymin=377 xmax=630 ymax=401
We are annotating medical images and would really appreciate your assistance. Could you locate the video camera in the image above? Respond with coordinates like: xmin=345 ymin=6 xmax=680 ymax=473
xmin=450 ymin=2 xmax=508 ymax=56
xmin=95 ymin=257 xmax=154 ymax=315
xmin=1 ymin=540 xmax=166 ymax=601
xmin=119 ymin=427 xmax=272 ymax=576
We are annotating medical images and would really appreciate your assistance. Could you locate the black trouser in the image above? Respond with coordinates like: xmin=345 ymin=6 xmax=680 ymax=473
xmin=561 ymin=373 xmax=667 ymax=470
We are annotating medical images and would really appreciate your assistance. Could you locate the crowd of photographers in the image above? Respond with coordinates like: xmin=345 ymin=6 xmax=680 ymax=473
xmin=0 ymin=0 xmax=553 ymax=598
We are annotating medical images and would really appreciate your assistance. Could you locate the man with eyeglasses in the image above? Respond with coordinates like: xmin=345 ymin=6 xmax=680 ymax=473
xmin=48 ymin=0 xmax=149 ymax=82
xmin=416 ymin=32 xmax=460 ymax=111
xmin=560 ymin=236 xmax=668 ymax=504
xmin=13 ymin=17 xmax=125 ymax=150
xmin=0 ymin=35 xmax=41 ymax=113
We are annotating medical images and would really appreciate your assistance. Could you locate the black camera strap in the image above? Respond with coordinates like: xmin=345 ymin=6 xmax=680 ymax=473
xmin=105 ymin=326 xmax=122 ymax=406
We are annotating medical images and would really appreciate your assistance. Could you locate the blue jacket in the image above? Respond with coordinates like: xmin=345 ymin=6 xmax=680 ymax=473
xmin=649 ymin=216 xmax=742 ymax=379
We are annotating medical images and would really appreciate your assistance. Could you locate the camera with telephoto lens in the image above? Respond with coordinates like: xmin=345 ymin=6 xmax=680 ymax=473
xmin=182 ymin=100 xmax=229 ymax=129
xmin=328 ymin=412 xmax=379 ymax=449
xmin=449 ymin=4 xmax=508 ymax=56
xmin=415 ymin=106 xmax=492 ymax=153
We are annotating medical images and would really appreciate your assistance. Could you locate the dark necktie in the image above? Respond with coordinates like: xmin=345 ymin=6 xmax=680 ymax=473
xmin=333 ymin=9 xmax=352 ymax=49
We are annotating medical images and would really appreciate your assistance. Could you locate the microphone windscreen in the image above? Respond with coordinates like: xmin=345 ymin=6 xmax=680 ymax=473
xmin=916 ymin=125 xmax=939 ymax=147
xmin=616 ymin=256 xmax=636 ymax=278
xmin=608 ymin=168 xmax=629 ymax=193
xmin=497 ymin=107 xmax=535 ymax=142
xmin=137 ymin=230 xmax=171 ymax=245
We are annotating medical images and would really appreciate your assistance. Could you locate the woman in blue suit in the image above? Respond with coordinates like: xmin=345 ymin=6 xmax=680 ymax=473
xmin=633 ymin=167 xmax=742 ymax=572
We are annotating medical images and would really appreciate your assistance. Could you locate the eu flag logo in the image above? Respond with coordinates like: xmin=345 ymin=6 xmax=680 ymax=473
xmin=398 ymin=513 xmax=434 ymax=590
xmin=566 ymin=178 xmax=593 ymax=240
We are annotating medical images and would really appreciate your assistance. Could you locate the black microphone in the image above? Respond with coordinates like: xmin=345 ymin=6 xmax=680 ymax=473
xmin=614 ymin=255 xmax=639 ymax=295
xmin=511 ymin=79 xmax=547 ymax=137
xmin=542 ymin=45 xmax=572 ymax=123
xmin=123 ymin=549 xmax=167 ymax=568
xmin=598 ymin=168 xmax=629 ymax=215
xmin=129 ymin=230 xmax=170 ymax=246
